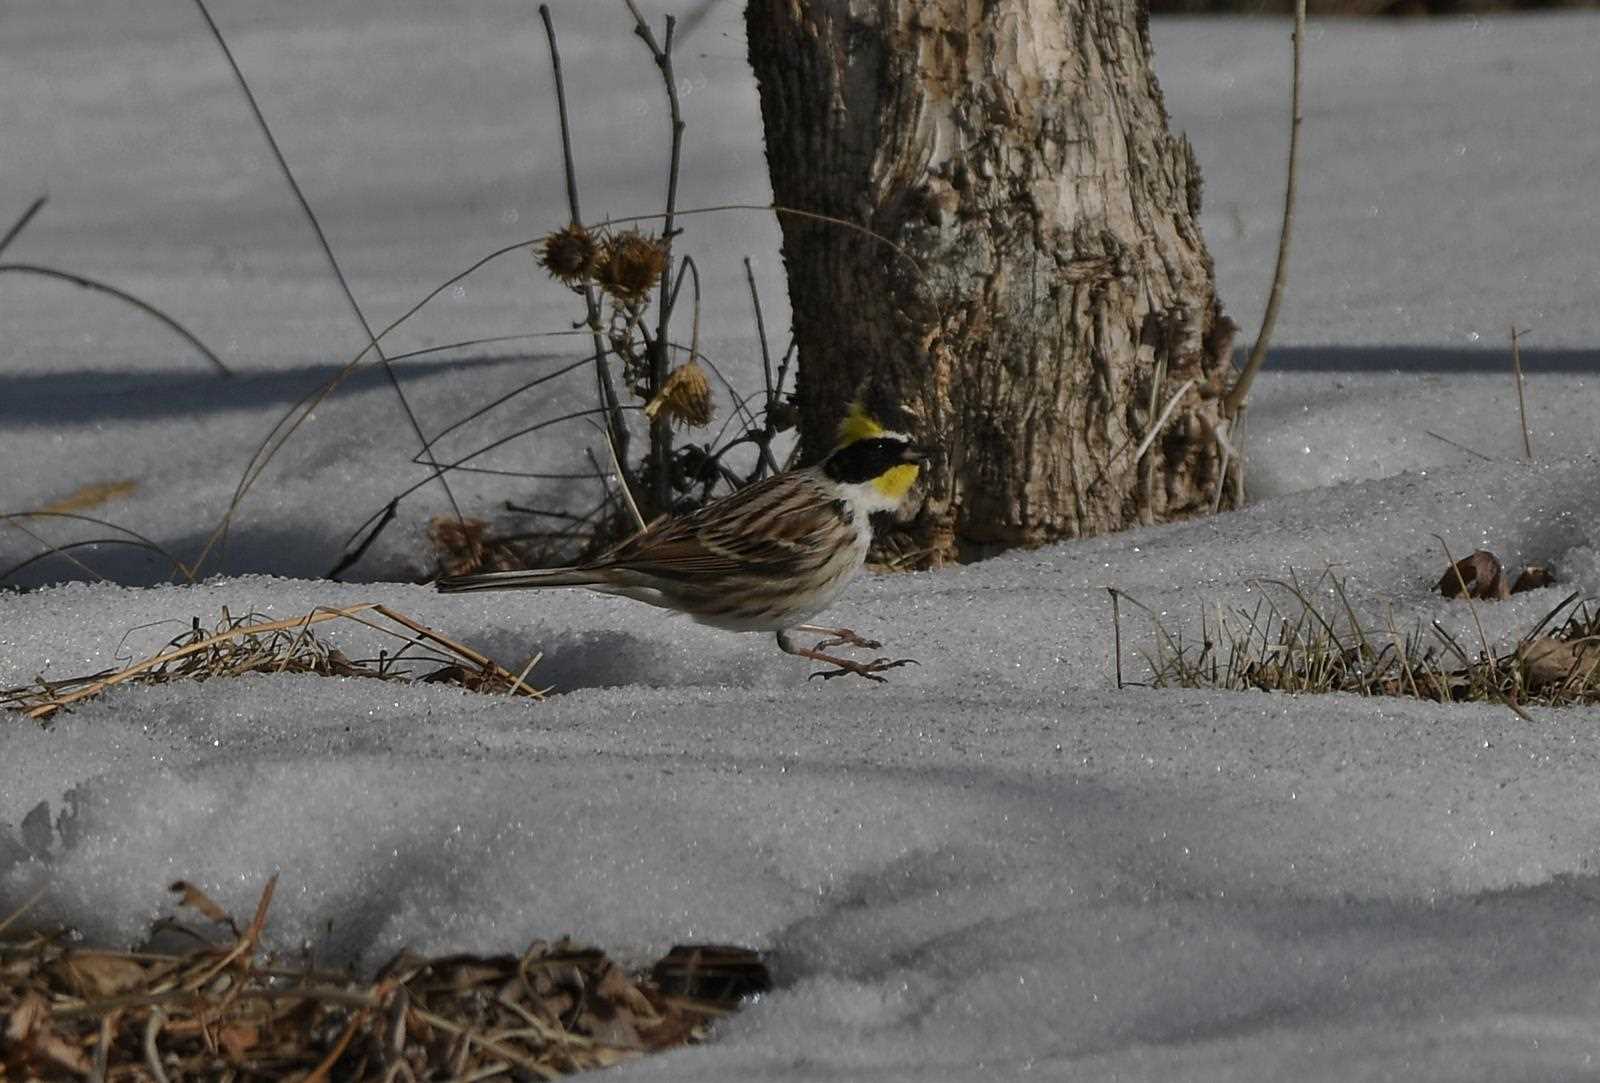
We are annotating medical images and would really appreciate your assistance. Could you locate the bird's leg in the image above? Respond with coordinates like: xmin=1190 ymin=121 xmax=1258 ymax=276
xmin=776 ymin=630 xmax=917 ymax=683
xmin=791 ymin=623 xmax=882 ymax=651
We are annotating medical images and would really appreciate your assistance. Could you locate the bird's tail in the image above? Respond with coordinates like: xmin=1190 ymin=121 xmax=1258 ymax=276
xmin=435 ymin=566 xmax=606 ymax=594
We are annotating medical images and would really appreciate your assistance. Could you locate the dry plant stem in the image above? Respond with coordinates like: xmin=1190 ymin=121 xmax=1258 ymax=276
xmin=0 ymin=263 xmax=230 ymax=377
xmin=189 ymin=1 xmax=458 ymax=524
xmin=0 ymin=194 xmax=47 ymax=255
xmin=1223 ymin=0 xmax=1303 ymax=419
xmin=537 ymin=5 xmax=632 ymax=491
xmin=625 ymin=0 xmax=686 ymax=514
xmin=1511 ymin=325 xmax=1533 ymax=458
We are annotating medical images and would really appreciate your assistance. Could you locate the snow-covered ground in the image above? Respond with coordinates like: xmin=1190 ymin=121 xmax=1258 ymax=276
xmin=5 ymin=4 xmax=1600 ymax=1079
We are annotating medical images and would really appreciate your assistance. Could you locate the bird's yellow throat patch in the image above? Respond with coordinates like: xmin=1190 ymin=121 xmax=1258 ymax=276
xmin=873 ymin=463 xmax=920 ymax=501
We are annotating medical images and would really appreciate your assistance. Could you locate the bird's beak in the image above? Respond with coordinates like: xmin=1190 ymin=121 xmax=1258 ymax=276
xmin=903 ymin=444 xmax=936 ymax=465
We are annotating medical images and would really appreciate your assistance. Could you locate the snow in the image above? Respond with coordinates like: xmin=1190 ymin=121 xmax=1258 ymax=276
xmin=6 ymin=4 xmax=1600 ymax=1079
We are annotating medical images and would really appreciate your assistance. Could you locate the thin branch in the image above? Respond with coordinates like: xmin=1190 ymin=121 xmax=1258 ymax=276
xmin=1222 ymin=0 xmax=1305 ymax=417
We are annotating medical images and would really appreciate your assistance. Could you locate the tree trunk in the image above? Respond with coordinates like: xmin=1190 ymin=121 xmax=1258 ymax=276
xmin=746 ymin=0 xmax=1236 ymax=561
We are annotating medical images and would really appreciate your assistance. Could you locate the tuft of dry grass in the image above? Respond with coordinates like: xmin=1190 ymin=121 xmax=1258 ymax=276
xmin=2 ymin=604 xmax=543 ymax=724
xmin=1 ymin=878 xmax=767 ymax=1081
xmin=1112 ymin=569 xmax=1600 ymax=713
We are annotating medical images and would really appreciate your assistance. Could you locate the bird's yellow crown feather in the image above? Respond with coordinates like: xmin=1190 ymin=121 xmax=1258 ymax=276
xmin=835 ymin=398 xmax=886 ymax=447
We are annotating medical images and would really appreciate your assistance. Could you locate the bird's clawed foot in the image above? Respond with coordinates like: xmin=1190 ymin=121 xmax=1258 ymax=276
xmin=778 ymin=628 xmax=917 ymax=684
xmin=793 ymin=623 xmax=882 ymax=651
xmin=807 ymin=656 xmax=919 ymax=683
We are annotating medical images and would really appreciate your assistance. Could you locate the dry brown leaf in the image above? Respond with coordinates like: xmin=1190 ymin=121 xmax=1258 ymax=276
xmin=1518 ymin=637 xmax=1600 ymax=689
xmin=1438 ymin=549 xmax=1508 ymax=600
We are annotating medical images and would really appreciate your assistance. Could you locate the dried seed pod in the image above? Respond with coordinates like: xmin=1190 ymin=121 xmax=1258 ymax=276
xmin=644 ymin=361 xmax=714 ymax=428
xmin=537 ymin=224 xmax=598 ymax=285
xmin=596 ymin=230 xmax=669 ymax=303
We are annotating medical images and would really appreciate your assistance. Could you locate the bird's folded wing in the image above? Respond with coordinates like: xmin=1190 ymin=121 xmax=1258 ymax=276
xmin=590 ymin=477 xmax=840 ymax=580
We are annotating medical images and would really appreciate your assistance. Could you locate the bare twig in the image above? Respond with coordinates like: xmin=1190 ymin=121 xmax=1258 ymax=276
xmin=1510 ymin=325 xmax=1533 ymax=459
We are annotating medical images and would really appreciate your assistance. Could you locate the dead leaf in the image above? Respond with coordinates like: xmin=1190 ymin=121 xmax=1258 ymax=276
xmin=1518 ymin=637 xmax=1600 ymax=689
xmin=1438 ymin=550 xmax=1508 ymax=600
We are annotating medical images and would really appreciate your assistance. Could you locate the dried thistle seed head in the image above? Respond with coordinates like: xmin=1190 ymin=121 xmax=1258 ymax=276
xmin=596 ymin=230 xmax=669 ymax=303
xmin=537 ymin=224 xmax=597 ymax=285
xmin=644 ymin=361 xmax=715 ymax=428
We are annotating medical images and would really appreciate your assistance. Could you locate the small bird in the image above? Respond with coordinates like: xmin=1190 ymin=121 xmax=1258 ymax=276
xmin=436 ymin=400 xmax=930 ymax=681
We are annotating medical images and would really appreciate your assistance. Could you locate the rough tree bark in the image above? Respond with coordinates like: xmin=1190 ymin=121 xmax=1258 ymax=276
xmin=746 ymin=0 xmax=1236 ymax=561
